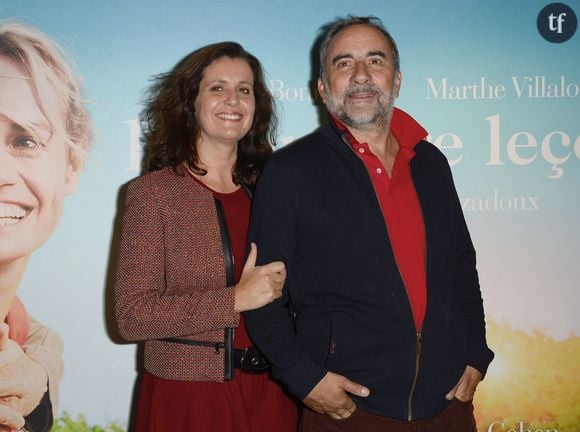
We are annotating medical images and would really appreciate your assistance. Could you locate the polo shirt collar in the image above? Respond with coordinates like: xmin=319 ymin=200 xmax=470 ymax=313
xmin=330 ymin=107 xmax=428 ymax=152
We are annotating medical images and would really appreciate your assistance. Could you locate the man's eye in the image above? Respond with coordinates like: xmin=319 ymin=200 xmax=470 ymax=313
xmin=369 ymin=58 xmax=383 ymax=65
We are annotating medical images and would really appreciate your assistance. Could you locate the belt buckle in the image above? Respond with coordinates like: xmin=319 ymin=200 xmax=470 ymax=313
xmin=240 ymin=346 xmax=270 ymax=373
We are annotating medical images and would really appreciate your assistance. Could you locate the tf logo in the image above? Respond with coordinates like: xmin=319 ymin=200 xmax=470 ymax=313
xmin=537 ymin=2 xmax=577 ymax=43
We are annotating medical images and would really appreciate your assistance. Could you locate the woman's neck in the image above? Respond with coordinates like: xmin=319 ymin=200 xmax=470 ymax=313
xmin=192 ymin=138 xmax=240 ymax=193
xmin=0 ymin=256 xmax=28 ymax=322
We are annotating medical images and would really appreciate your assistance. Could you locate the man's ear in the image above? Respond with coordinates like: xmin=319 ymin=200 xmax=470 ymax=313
xmin=317 ymin=78 xmax=327 ymax=103
xmin=393 ymin=71 xmax=402 ymax=98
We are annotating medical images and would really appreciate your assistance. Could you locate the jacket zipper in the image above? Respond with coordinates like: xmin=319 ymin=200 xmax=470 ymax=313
xmin=407 ymin=332 xmax=422 ymax=420
xmin=340 ymin=133 xmax=426 ymax=421
xmin=407 ymin=170 xmax=427 ymax=421
xmin=379 ymin=172 xmax=423 ymax=421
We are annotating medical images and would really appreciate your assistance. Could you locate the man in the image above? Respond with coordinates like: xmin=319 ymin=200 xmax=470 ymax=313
xmin=246 ymin=16 xmax=494 ymax=431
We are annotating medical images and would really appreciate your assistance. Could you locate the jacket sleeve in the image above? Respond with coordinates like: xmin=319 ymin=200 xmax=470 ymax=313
xmin=446 ymin=162 xmax=494 ymax=377
xmin=22 ymin=316 xmax=64 ymax=420
xmin=114 ymin=179 xmax=239 ymax=342
xmin=245 ymin=158 xmax=327 ymax=400
xmin=23 ymin=390 xmax=52 ymax=432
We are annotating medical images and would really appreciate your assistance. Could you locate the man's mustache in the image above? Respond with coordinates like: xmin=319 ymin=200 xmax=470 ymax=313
xmin=342 ymin=84 xmax=381 ymax=97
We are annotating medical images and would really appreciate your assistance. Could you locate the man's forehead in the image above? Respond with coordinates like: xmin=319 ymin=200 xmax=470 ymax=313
xmin=327 ymin=24 xmax=392 ymax=57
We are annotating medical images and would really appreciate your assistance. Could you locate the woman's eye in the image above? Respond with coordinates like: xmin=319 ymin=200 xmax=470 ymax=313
xmin=10 ymin=136 xmax=42 ymax=155
xmin=239 ymin=87 xmax=251 ymax=95
xmin=210 ymin=86 xmax=223 ymax=92
xmin=14 ymin=136 xmax=40 ymax=149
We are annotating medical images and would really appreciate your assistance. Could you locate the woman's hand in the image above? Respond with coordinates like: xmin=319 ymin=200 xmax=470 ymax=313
xmin=0 ymin=404 xmax=25 ymax=432
xmin=0 ymin=323 xmax=48 ymax=420
xmin=234 ymin=243 xmax=286 ymax=312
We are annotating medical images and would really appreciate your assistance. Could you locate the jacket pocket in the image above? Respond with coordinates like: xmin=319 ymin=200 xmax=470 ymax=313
xmin=324 ymin=313 xmax=335 ymax=368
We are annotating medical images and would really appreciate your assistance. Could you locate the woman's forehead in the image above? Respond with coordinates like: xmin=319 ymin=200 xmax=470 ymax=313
xmin=0 ymin=56 xmax=60 ymax=133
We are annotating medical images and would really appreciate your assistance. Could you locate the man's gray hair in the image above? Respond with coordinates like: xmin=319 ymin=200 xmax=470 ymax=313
xmin=318 ymin=15 xmax=400 ymax=81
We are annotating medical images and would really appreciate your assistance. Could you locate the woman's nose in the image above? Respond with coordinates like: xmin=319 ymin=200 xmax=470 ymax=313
xmin=224 ymin=90 xmax=240 ymax=106
xmin=0 ymin=147 xmax=17 ymax=187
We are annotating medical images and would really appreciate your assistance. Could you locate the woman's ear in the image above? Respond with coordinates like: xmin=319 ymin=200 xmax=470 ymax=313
xmin=64 ymin=157 xmax=83 ymax=195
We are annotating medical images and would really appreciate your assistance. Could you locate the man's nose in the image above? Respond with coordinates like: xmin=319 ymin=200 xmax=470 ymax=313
xmin=351 ymin=61 xmax=371 ymax=85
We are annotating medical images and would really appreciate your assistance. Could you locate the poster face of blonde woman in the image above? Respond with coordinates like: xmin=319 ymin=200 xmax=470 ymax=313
xmin=0 ymin=55 xmax=80 ymax=319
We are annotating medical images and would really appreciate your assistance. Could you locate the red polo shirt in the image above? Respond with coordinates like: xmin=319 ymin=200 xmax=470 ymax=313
xmin=332 ymin=108 xmax=428 ymax=331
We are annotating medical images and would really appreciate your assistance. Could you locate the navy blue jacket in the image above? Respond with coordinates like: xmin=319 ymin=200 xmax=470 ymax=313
xmin=246 ymin=120 xmax=494 ymax=421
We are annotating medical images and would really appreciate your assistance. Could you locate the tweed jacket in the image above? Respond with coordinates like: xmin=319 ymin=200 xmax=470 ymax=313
xmin=114 ymin=167 xmax=240 ymax=381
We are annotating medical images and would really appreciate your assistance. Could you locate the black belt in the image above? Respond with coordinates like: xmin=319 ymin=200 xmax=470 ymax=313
xmin=233 ymin=346 xmax=270 ymax=374
xmin=161 ymin=337 xmax=270 ymax=375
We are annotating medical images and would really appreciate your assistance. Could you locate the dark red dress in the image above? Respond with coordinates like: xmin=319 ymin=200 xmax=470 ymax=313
xmin=135 ymin=185 xmax=298 ymax=432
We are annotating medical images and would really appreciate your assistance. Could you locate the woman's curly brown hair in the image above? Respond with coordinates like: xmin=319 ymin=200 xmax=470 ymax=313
xmin=141 ymin=42 xmax=277 ymax=184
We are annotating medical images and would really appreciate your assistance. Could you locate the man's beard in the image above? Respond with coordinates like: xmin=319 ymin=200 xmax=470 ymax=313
xmin=324 ymin=81 xmax=396 ymax=131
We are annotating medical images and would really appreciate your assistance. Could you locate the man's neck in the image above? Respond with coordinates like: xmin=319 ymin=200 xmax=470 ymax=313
xmin=346 ymin=122 xmax=400 ymax=175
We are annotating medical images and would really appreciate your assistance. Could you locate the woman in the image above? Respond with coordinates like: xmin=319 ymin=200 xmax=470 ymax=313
xmin=0 ymin=21 xmax=91 ymax=431
xmin=114 ymin=42 xmax=298 ymax=432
